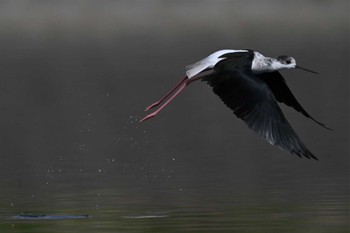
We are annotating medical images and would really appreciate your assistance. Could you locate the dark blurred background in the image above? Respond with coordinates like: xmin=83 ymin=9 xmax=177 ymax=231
xmin=0 ymin=1 xmax=348 ymax=232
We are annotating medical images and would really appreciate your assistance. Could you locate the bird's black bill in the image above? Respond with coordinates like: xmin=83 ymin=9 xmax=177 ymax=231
xmin=296 ymin=65 xmax=318 ymax=74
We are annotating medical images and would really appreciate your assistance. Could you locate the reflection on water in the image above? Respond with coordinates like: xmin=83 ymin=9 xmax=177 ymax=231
xmin=1 ymin=169 xmax=348 ymax=232
xmin=0 ymin=1 xmax=348 ymax=233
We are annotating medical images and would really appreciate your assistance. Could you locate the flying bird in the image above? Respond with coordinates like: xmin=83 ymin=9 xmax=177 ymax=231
xmin=140 ymin=49 xmax=329 ymax=159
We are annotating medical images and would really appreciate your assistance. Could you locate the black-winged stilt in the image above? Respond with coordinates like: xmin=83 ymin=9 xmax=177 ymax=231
xmin=140 ymin=49 xmax=329 ymax=159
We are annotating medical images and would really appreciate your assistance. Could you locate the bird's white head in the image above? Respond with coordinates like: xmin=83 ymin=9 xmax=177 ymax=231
xmin=251 ymin=52 xmax=293 ymax=73
xmin=252 ymin=52 xmax=318 ymax=74
xmin=277 ymin=55 xmax=318 ymax=74
xmin=276 ymin=55 xmax=296 ymax=69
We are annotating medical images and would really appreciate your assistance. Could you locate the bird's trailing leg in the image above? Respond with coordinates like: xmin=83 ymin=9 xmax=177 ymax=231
xmin=139 ymin=81 xmax=189 ymax=122
xmin=144 ymin=76 xmax=188 ymax=111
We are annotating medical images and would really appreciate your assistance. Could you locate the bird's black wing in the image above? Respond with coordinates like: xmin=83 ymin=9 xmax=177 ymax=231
xmin=256 ymin=71 xmax=330 ymax=130
xmin=204 ymin=68 xmax=317 ymax=160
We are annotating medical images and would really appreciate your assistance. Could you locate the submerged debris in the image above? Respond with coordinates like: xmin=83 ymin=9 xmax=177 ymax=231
xmin=11 ymin=214 xmax=91 ymax=220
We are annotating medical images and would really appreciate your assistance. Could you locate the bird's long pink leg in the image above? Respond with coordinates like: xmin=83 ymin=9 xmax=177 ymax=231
xmin=139 ymin=81 xmax=188 ymax=122
xmin=144 ymin=76 xmax=187 ymax=111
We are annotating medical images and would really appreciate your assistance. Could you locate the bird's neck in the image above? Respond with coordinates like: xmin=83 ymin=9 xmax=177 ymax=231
xmin=251 ymin=52 xmax=282 ymax=74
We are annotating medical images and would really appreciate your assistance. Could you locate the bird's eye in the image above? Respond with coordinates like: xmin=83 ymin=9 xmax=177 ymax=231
xmin=286 ymin=59 xmax=291 ymax=64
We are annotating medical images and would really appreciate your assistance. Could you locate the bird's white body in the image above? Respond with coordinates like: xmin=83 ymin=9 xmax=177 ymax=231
xmin=186 ymin=49 xmax=297 ymax=79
